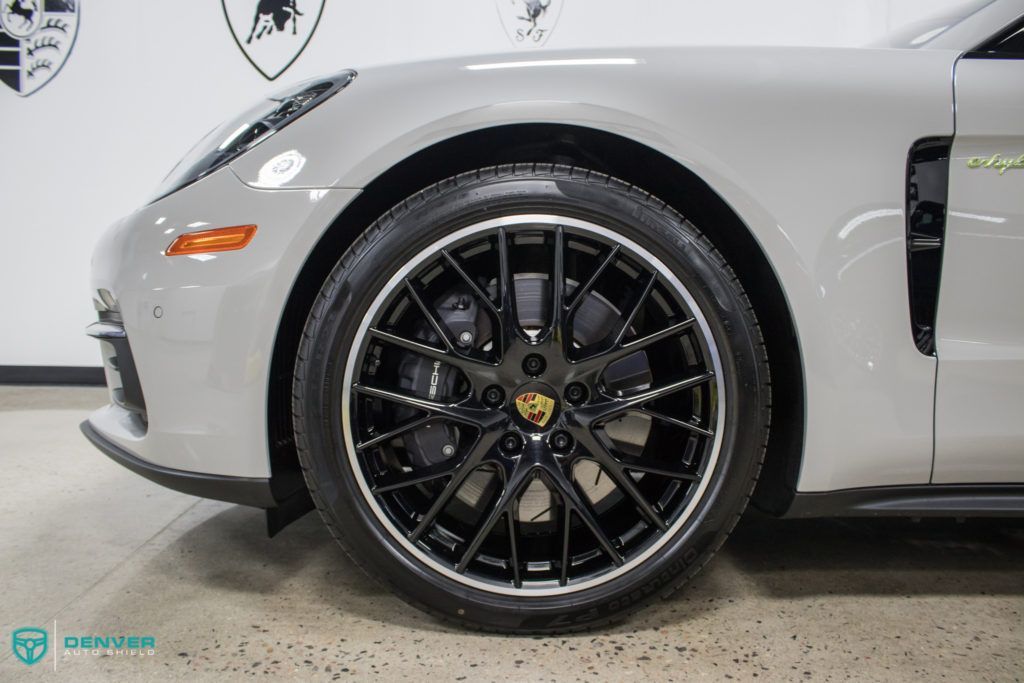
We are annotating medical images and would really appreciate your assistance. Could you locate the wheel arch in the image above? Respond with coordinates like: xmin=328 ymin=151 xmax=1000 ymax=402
xmin=266 ymin=123 xmax=804 ymax=515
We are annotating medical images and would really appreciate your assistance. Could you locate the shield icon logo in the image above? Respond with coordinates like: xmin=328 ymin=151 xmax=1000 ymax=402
xmin=0 ymin=0 xmax=80 ymax=96
xmin=222 ymin=0 xmax=325 ymax=80
xmin=495 ymin=0 xmax=564 ymax=48
xmin=515 ymin=392 xmax=556 ymax=428
xmin=12 ymin=627 xmax=48 ymax=666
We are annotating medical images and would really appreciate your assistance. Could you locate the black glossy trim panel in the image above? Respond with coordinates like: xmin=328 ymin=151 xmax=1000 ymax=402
xmin=86 ymin=322 xmax=127 ymax=340
xmin=0 ymin=365 xmax=104 ymax=385
xmin=905 ymin=138 xmax=952 ymax=355
xmin=266 ymin=486 xmax=315 ymax=537
xmin=86 ymin=319 xmax=147 ymax=416
xmin=965 ymin=16 xmax=1024 ymax=59
xmin=81 ymin=420 xmax=277 ymax=508
xmin=784 ymin=485 xmax=1024 ymax=518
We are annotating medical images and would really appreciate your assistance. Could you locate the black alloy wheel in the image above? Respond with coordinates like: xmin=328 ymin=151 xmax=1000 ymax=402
xmin=293 ymin=165 xmax=771 ymax=632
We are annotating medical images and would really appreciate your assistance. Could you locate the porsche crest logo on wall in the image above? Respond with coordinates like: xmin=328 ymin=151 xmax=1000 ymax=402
xmin=515 ymin=392 xmax=555 ymax=428
xmin=222 ymin=0 xmax=324 ymax=80
xmin=496 ymin=0 xmax=564 ymax=48
xmin=0 ymin=0 xmax=79 ymax=96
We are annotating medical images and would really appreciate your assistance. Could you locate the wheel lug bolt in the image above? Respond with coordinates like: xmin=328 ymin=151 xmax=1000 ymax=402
xmin=482 ymin=385 xmax=505 ymax=407
xmin=441 ymin=444 xmax=456 ymax=457
xmin=500 ymin=432 xmax=523 ymax=454
xmin=565 ymin=382 xmax=588 ymax=405
xmin=523 ymin=354 xmax=546 ymax=377
xmin=458 ymin=330 xmax=474 ymax=346
xmin=550 ymin=430 xmax=574 ymax=453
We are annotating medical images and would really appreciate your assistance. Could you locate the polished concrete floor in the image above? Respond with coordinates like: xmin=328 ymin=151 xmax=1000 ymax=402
xmin=1 ymin=386 xmax=1022 ymax=681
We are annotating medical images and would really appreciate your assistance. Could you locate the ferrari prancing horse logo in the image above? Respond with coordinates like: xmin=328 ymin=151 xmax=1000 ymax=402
xmin=515 ymin=392 xmax=555 ymax=428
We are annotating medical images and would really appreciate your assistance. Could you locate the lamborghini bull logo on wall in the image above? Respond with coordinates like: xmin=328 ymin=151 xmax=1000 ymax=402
xmin=0 ymin=0 xmax=79 ymax=96
xmin=496 ymin=0 xmax=564 ymax=47
xmin=222 ymin=0 xmax=324 ymax=80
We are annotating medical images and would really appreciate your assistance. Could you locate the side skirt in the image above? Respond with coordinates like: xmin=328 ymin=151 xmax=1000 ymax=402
xmin=783 ymin=484 xmax=1024 ymax=518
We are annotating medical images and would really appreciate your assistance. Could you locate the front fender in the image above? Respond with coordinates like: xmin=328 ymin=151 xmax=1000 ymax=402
xmin=230 ymin=45 xmax=956 ymax=491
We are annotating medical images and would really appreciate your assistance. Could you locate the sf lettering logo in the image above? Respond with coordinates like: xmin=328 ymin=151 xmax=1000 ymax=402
xmin=496 ymin=0 xmax=564 ymax=48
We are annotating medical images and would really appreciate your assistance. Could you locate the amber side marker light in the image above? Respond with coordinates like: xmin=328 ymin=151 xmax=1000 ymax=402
xmin=165 ymin=225 xmax=257 ymax=256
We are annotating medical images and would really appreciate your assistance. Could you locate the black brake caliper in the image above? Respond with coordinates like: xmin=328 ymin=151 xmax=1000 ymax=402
xmin=396 ymin=290 xmax=484 ymax=468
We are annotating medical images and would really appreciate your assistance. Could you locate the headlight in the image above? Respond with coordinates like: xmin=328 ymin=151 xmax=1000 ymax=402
xmin=151 ymin=69 xmax=356 ymax=201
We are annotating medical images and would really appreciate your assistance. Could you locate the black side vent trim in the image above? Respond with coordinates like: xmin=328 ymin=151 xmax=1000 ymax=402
xmin=906 ymin=137 xmax=952 ymax=356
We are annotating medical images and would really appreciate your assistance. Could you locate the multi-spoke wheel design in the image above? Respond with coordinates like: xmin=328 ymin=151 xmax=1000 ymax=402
xmin=342 ymin=215 xmax=724 ymax=594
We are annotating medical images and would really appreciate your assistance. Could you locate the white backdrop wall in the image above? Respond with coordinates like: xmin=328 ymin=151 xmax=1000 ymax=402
xmin=0 ymin=0 xmax=970 ymax=367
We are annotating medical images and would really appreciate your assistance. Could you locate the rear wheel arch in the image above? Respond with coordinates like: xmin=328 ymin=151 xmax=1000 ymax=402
xmin=266 ymin=123 xmax=804 ymax=515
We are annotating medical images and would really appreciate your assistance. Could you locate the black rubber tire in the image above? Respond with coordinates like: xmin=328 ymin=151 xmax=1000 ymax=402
xmin=292 ymin=164 xmax=771 ymax=633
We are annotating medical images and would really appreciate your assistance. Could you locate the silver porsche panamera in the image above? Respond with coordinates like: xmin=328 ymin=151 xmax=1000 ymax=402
xmin=82 ymin=1 xmax=1024 ymax=631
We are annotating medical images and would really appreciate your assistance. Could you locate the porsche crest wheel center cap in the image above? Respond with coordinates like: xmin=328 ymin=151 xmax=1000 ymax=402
xmin=511 ymin=384 xmax=560 ymax=432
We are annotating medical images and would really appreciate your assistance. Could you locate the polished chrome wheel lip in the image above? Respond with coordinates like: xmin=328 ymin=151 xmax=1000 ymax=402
xmin=341 ymin=214 xmax=726 ymax=597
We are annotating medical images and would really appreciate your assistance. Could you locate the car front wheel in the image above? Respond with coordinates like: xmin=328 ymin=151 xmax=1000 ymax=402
xmin=293 ymin=164 xmax=770 ymax=632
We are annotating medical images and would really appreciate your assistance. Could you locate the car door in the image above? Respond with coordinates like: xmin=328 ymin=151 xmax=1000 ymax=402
xmin=933 ymin=18 xmax=1024 ymax=483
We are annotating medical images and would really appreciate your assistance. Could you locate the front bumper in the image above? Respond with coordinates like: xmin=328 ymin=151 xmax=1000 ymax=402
xmin=83 ymin=167 xmax=359 ymax=491
xmin=80 ymin=420 xmax=277 ymax=506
